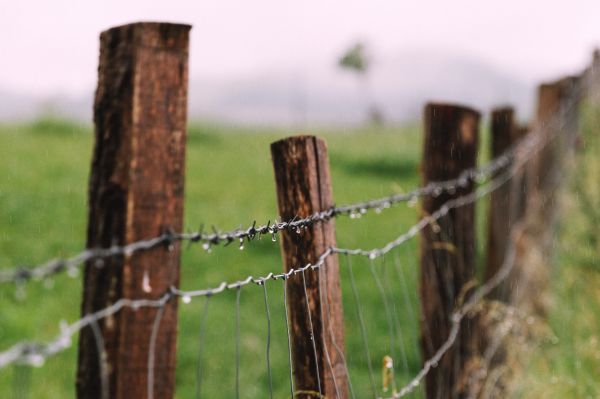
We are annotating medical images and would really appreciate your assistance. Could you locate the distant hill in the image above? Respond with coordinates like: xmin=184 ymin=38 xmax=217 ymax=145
xmin=0 ymin=49 xmax=535 ymax=126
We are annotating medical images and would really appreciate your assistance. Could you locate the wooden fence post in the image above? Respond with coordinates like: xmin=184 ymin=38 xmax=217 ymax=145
xmin=510 ymin=81 xmax=565 ymax=314
xmin=513 ymin=124 xmax=530 ymax=222
xmin=271 ymin=135 xmax=348 ymax=399
xmin=484 ymin=107 xmax=519 ymax=301
xmin=513 ymin=76 xmax=582 ymax=314
xmin=420 ymin=103 xmax=480 ymax=399
xmin=76 ymin=22 xmax=190 ymax=399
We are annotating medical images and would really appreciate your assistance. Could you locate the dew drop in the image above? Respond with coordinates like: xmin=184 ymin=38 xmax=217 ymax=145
xmin=182 ymin=295 xmax=192 ymax=304
xmin=368 ymin=252 xmax=377 ymax=260
xmin=142 ymin=270 xmax=152 ymax=293
xmin=67 ymin=267 xmax=79 ymax=278
xmin=30 ymin=354 xmax=45 ymax=368
xmin=271 ymin=234 xmax=277 ymax=242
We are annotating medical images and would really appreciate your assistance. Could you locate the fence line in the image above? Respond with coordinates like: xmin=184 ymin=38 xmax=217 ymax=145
xmin=1 ymin=23 xmax=595 ymax=399
xmin=0 ymin=121 xmax=545 ymax=286
xmin=0 ymin=118 xmax=552 ymax=371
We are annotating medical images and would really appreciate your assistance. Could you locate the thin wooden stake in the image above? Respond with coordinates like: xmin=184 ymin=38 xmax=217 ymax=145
xmin=271 ymin=135 xmax=348 ymax=399
xmin=76 ymin=22 xmax=190 ymax=399
xmin=420 ymin=103 xmax=480 ymax=399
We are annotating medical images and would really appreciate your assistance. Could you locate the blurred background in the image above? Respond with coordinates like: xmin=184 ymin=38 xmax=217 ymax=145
xmin=2 ymin=2 xmax=600 ymax=398
xmin=1 ymin=0 xmax=599 ymax=127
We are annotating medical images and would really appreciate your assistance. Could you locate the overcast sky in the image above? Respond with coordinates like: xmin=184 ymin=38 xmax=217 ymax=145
xmin=1 ymin=0 xmax=599 ymax=97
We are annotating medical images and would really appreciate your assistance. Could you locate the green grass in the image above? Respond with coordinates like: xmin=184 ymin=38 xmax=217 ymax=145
xmin=0 ymin=113 xmax=597 ymax=398
xmin=510 ymin=104 xmax=600 ymax=398
xmin=0 ymin=118 xmax=428 ymax=398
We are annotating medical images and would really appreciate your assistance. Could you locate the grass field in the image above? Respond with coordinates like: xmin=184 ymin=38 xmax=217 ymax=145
xmin=0 ymin=113 xmax=598 ymax=398
xmin=510 ymin=104 xmax=600 ymax=398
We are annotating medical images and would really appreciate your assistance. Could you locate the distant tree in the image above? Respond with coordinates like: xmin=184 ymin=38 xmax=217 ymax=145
xmin=338 ymin=42 xmax=384 ymax=126
xmin=338 ymin=42 xmax=369 ymax=75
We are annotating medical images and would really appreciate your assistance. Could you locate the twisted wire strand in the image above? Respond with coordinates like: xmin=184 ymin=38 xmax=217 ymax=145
xmin=0 ymin=127 xmax=541 ymax=286
xmin=0 ymin=127 xmax=543 ymax=370
xmin=388 ymin=228 xmax=520 ymax=398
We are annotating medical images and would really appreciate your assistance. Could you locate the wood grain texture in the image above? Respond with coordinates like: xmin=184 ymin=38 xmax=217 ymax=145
xmin=420 ymin=103 xmax=479 ymax=399
xmin=271 ymin=136 xmax=348 ymax=399
xmin=76 ymin=22 xmax=190 ymax=399
xmin=484 ymin=107 xmax=517 ymax=301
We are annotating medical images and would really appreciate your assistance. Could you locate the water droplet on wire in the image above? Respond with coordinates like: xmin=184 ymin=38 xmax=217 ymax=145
xmin=67 ymin=266 xmax=79 ymax=278
xmin=142 ymin=270 xmax=152 ymax=293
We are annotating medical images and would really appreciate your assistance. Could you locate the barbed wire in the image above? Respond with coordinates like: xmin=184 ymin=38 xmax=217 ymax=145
xmin=0 ymin=78 xmax=585 ymax=399
xmin=390 ymin=226 xmax=521 ymax=398
xmin=0 ymin=124 xmax=544 ymax=370
xmin=0 ymin=126 xmax=542 ymax=286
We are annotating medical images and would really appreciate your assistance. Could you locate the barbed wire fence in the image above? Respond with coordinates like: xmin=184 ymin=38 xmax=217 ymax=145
xmin=1 ymin=22 xmax=598 ymax=399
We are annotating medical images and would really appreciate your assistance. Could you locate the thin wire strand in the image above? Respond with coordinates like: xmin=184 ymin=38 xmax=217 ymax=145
xmin=346 ymin=254 xmax=378 ymax=398
xmin=369 ymin=257 xmax=398 ymax=393
xmin=321 ymin=262 xmax=357 ymax=399
xmin=301 ymin=269 xmax=323 ymax=397
xmin=89 ymin=319 xmax=109 ymax=399
xmin=381 ymin=257 xmax=409 ymax=385
xmin=319 ymin=266 xmax=342 ymax=399
xmin=261 ymin=280 xmax=274 ymax=399
xmin=282 ymin=278 xmax=295 ymax=399
xmin=391 ymin=252 xmax=418 ymax=388
xmin=195 ymin=296 xmax=211 ymax=399
xmin=235 ymin=287 xmax=242 ymax=399
xmin=147 ymin=303 xmax=167 ymax=399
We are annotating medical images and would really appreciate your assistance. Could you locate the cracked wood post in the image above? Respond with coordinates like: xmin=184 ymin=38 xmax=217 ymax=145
xmin=420 ymin=103 xmax=480 ymax=399
xmin=271 ymin=135 xmax=348 ymax=399
xmin=484 ymin=107 xmax=519 ymax=301
xmin=76 ymin=22 xmax=190 ymax=399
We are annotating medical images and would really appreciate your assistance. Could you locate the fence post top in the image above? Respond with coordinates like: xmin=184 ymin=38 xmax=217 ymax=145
xmin=270 ymin=135 xmax=327 ymax=149
xmin=424 ymin=102 xmax=481 ymax=118
xmin=100 ymin=22 xmax=192 ymax=48
xmin=491 ymin=106 xmax=515 ymax=115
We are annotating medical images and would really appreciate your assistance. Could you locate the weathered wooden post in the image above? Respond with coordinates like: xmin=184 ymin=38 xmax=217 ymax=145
xmin=513 ymin=76 xmax=581 ymax=314
xmin=420 ymin=103 xmax=479 ymax=399
xmin=509 ymin=81 xmax=564 ymax=315
xmin=512 ymin=124 xmax=530 ymax=222
xmin=76 ymin=22 xmax=190 ymax=398
xmin=484 ymin=107 xmax=519 ymax=301
xmin=271 ymin=135 xmax=348 ymax=399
